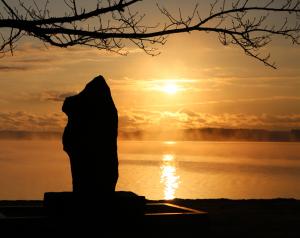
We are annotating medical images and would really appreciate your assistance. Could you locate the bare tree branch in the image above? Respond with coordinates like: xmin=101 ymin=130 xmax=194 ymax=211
xmin=0 ymin=0 xmax=300 ymax=68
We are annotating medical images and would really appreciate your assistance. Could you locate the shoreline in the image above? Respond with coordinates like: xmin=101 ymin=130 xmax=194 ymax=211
xmin=1 ymin=197 xmax=299 ymax=203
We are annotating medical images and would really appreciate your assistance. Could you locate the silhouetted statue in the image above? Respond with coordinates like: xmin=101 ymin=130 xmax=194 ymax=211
xmin=62 ymin=75 xmax=118 ymax=196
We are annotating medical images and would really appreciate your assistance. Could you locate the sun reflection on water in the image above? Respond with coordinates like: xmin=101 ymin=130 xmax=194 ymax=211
xmin=160 ymin=154 xmax=180 ymax=200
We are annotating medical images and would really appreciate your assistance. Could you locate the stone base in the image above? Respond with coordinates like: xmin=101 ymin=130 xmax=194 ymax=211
xmin=43 ymin=191 xmax=146 ymax=233
xmin=43 ymin=191 xmax=145 ymax=218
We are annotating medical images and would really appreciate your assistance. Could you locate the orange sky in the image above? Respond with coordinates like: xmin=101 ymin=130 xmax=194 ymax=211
xmin=0 ymin=1 xmax=300 ymax=132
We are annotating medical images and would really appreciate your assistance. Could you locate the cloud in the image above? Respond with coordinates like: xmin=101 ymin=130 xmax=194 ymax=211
xmin=0 ymin=111 xmax=66 ymax=131
xmin=1 ymin=109 xmax=299 ymax=134
xmin=0 ymin=43 xmax=121 ymax=73
xmin=0 ymin=65 xmax=30 ymax=71
xmin=119 ymin=109 xmax=300 ymax=131
xmin=260 ymin=114 xmax=300 ymax=124
xmin=0 ymin=90 xmax=78 ymax=104
xmin=203 ymin=96 xmax=300 ymax=105
xmin=109 ymin=77 xmax=209 ymax=93
xmin=41 ymin=91 xmax=77 ymax=102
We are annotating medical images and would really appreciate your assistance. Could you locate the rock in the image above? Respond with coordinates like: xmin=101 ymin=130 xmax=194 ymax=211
xmin=62 ymin=75 xmax=119 ymax=195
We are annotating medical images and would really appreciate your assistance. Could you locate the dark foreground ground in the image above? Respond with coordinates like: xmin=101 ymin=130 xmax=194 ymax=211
xmin=1 ymin=198 xmax=300 ymax=237
xmin=167 ymin=198 xmax=300 ymax=238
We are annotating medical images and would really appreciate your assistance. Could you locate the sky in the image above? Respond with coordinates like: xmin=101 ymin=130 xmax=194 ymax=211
xmin=1 ymin=0 xmax=300 ymax=133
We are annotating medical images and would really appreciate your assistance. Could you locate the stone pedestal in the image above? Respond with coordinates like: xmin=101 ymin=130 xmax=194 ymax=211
xmin=43 ymin=191 xmax=145 ymax=217
xmin=43 ymin=191 xmax=146 ymax=233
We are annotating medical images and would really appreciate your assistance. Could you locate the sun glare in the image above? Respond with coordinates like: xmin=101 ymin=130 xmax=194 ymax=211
xmin=163 ymin=83 xmax=178 ymax=94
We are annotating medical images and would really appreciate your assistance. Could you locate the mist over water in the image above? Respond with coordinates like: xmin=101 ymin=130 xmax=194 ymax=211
xmin=0 ymin=140 xmax=300 ymax=200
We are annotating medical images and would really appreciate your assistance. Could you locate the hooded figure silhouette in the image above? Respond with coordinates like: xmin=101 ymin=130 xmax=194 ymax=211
xmin=62 ymin=75 xmax=118 ymax=195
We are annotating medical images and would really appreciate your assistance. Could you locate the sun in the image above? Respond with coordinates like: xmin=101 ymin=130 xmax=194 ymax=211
xmin=163 ymin=83 xmax=178 ymax=94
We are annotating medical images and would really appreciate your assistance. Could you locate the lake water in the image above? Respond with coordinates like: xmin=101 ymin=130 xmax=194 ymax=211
xmin=0 ymin=140 xmax=300 ymax=200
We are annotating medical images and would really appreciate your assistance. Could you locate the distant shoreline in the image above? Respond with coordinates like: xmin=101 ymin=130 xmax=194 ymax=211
xmin=1 ymin=197 xmax=298 ymax=203
xmin=0 ymin=128 xmax=300 ymax=142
